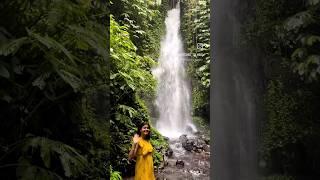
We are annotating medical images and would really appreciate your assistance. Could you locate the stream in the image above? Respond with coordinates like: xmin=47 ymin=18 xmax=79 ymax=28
xmin=156 ymin=134 xmax=210 ymax=180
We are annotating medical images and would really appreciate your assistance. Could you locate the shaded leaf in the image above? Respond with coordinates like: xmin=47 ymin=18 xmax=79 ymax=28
xmin=0 ymin=37 xmax=28 ymax=56
xmin=0 ymin=64 xmax=10 ymax=78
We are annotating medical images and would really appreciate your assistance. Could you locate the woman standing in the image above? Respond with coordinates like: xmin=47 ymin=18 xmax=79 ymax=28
xmin=129 ymin=122 xmax=155 ymax=180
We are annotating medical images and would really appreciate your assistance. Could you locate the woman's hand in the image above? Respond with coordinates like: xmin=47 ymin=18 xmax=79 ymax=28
xmin=129 ymin=134 xmax=140 ymax=160
xmin=133 ymin=134 xmax=140 ymax=144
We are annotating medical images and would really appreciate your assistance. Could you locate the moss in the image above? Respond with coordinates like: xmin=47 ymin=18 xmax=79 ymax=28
xmin=192 ymin=116 xmax=210 ymax=136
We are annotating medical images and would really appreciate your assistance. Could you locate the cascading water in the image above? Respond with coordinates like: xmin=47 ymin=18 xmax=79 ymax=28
xmin=152 ymin=2 xmax=196 ymax=138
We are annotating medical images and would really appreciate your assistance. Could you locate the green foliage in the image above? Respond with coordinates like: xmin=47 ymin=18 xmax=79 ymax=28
xmin=110 ymin=16 xmax=156 ymax=95
xmin=150 ymin=127 xmax=169 ymax=166
xmin=245 ymin=0 xmax=320 ymax=82
xmin=263 ymin=80 xmax=305 ymax=156
xmin=182 ymin=0 xmax=210 ymax=119
xmin=0 ymin=0 xmax=109 ymax=179
xmin=191 ymin=86 xmax=209 ymax=117
xmin=109 ymin=2 xmax=168 ymax=175
xmin=192 ymin=116 xmax=210 ymax=136
xmin=244 ymin=0 xmax=320 ymax=176
xmin=17 ymin=136 xmax=87 ymax=179
xmin=110 ymin=165 xmax=122 ymax=180
xmin=152 ymin=151 xmax=163 ymax=167
xmin=111 ymin=0 xmax=166 ymax=58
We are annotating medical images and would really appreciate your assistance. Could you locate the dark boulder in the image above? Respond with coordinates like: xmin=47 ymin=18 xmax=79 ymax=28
xmin=179 ymin=134 xmax=188 ymax=144
xmin=176 ymin=160 xmax=184 ymax=168
xmin=165 ymin=147 xmax=173 ymax=158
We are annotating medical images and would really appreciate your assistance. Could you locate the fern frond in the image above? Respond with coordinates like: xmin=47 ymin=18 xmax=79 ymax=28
xmin=27 ymin=29 xmax=76 ymax=66
xmin=16 ymin=157 xmax=63 ymax=180
xmin=21 ymin=137 xmax=88 ymax=178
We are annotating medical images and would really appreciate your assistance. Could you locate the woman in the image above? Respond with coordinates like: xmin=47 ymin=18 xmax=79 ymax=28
xmin=129 ymin=122 xmax=155 ymax=180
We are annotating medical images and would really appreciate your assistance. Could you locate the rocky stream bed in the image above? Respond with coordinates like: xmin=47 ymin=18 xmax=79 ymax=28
xmin=124 ymin=133 xmax=210 ymax=180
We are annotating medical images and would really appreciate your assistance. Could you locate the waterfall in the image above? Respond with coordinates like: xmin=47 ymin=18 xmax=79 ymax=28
xmin=152 ymin=3 xmax=196 ymax=138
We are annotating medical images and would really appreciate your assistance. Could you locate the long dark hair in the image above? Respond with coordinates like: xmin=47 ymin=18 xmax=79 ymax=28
xmin=136 ymin=122 xmax=151 ymax=140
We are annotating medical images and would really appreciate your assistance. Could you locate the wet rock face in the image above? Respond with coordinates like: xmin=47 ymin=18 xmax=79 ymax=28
xmin=179 ymin=135 xmax=210 ymax=153
xmin=165 ymin=147 xmax=173 ymax=158
xmin=179 ymin=134 xmax=188 ymax=144
xmin=200 ymin=134 xmax=210 ymax=144
xmin=203 ymin=144 xmax=210 ymax=152
xmin=183 ymin=141 xmax=194 ymax=151
xmin=179 ymin=134 xmax=194 ymax=151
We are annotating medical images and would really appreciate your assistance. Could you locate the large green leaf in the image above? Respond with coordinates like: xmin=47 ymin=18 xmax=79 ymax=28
xmin=301 ymin=35 xmax=320 ymax=46
xmin=306 ymin=0 xmax=320 ymax=6
xmin=0 ymin=64 xmax=10 ymax=78
xmin=291 ymin=48 xmax=307 ymax=60
xmin=27 ymin=30 xmax=76 ymax=66
xmin=56 ymin=69 xmax=82 ymax=92
xmin=16 ymin=157 xmax=63 ymax=180
xmin=284 ymin=11 xmax=314 ymax=31
xmin=21 ymin=137 xmax=88 ymax=178
xmin=0 ymin=37 xmax=29 ymax=56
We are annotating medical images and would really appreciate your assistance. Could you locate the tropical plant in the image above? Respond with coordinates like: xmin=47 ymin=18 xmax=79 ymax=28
xmin=110 ymin=165 xmax=122 ymax=180
xmin=0 ymin=0 xmax=109 ymax=178
xmin=244 ymin=0 xmax=320 ymax=176
xmin=111 ymin=0 xmax=166 ymax=58
xmin=109 ymin=14 xmax=168 ymax=174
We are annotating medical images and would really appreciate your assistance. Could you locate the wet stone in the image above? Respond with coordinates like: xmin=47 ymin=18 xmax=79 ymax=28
xmin=184 ymin=141 xmax=194 ymax=151
xmin=176 ymin=160 xmax=184 ymax=168
xmin=164 ymin=160 xmax=169 ymax=166
xmin=179 ymin=134 xmax=188 ymax=144
xmin=163 ymin=136 xmax=170 ymax=141
xmin=165 ymin=148 xmax=173 ymax=158
xmin=203 ymin=144 xmax=210 ymax=152
xmin=193 ymin=131 xmax=200 ymax=135
xmin=203 ymin=138 xmax=210 ymax=145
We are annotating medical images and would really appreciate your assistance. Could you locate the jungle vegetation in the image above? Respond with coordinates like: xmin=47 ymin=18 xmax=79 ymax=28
xmin=181 ymin=0 xmax=210 ymax=130
xmin=2 ymin=0 xmax=319 ymax=179
xmin=0 ymin=0 xmax=110 ymax=179
xmin=244 ymin=0 xmax=320 ymax=178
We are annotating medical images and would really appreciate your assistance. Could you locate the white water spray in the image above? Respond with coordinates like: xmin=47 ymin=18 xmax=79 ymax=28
xmin=152 ymin=3 xmax=196 ymax=138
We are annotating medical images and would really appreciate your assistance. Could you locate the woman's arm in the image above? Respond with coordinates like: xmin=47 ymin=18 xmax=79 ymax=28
xmin=128 ymin=143 xmax=138 ymax=159
xmin=128 ymin=134 xmax=140 ymax=160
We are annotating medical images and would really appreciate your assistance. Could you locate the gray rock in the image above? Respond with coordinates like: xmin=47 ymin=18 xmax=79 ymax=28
xmin=179 ymin=134 xmax=188 ymax=144
xmin=183 ymin=139 xmax=194 ymax=151
xmin=193 ymin=131 xmax=201 ymax=135
xmin=165 ymin=148 xmax=173 ymax=158
xmin=203 ymin=144 xmax=210 ymax=152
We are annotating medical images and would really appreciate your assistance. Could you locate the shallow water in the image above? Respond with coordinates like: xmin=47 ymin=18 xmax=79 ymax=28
xmin=156 ymin=137 xmax=210 ymax=180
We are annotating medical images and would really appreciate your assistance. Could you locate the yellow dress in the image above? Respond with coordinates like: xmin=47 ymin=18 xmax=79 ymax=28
xmin=134 ymin=137 xmax=155 ymax=180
